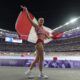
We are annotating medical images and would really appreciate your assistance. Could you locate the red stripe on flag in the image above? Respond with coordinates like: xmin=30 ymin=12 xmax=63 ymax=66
xmin=15 ymin=10 xmax=34 ymax=40
xmin=52 ymin=32 xmax=64 ymax=39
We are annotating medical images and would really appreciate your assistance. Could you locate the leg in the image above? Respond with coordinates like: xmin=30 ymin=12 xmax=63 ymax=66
xmin=38 ymin=50 xmax=44 ymax=72
xmin=25 ymin=50 xmax=39 ymax=75
xmin=36 ymin=43 xmax=44 ymax=73
xmin=30 ymin=51 xmax=39 ymax=70
xmin=36 ymin=43 xmax=48 ymax=78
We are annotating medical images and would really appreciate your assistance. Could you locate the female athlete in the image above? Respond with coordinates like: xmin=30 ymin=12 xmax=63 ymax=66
xmin=21 ymin=6 xmax=50 ymax=78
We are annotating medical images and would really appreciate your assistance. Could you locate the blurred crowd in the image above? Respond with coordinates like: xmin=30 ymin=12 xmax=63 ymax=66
xmin=0 ymin=36 xmax=80 ymax=53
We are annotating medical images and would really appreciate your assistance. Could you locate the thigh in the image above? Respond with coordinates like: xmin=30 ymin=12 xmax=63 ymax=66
xmin=35 ymin=42 xmax=44 ymax=52
xmin=35 ymin=50 xmax=39 ymax=61
xmin=35 ymin=43 xmax=44 ymax=60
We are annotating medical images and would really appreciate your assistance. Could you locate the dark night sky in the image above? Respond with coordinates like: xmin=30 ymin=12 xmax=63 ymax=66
xmin=0 ymin=0 xmax=80 ymax=31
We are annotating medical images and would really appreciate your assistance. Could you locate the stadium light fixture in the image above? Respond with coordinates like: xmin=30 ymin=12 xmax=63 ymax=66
xmin=52 ymin=17 xmax=80 ymax=32
xmin=70 ymin=18 xmax=78 ymax=23
xmin=76 ymin=27 xmax=80 ymax=29
xmin=65 ymin=22 xmax=70 ymax=25
xmin=52 ymin=26 xmax=63 ymax=31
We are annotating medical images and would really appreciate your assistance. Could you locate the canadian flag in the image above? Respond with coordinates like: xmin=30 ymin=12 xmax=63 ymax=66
xmin=15 ymin=10 xmax=64 ymax=44
xmin=52 ymin=32 xmax=64 ymax=40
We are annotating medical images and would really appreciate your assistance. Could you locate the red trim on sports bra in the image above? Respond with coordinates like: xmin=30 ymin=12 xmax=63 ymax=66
xmin=36 ymin=39 xmax=44 ymax=44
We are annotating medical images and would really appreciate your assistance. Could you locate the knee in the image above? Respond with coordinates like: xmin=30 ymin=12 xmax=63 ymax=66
xmin=33 ymin=57 xmax=39 ymax=63
xmin=39 ymin=57 xmax=44 ymax=63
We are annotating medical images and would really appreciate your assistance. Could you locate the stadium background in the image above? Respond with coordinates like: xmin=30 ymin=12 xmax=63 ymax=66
xmin=0 ymin=17 xmax=80 ymax=68
xmin=0 ymin=17 xmax=80 ymax=53
xmin=0 ymin=0 xmax=80 ymax=80
xmin=0 ymin=12 xmax=80 ymax=80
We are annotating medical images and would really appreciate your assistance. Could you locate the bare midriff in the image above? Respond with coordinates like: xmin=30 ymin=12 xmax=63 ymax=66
xmin=38 ymin=33 xmax=47 ymax=40
xmin=35 ymin=26 xmax=48 ymax=41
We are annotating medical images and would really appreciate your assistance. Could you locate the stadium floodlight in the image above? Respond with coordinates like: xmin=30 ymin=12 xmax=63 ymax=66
xmin=65 ymin=22 xmax=70 ymax=25
xmin=52 ymin=17 xmax=80 ymax=32
xmin=76 ymin=27 xmax=80 ymax=29
xmin=52 ymin=26 xmax=63 ymax=31
xmin=70 ymin=18 xmax=78 ymax=23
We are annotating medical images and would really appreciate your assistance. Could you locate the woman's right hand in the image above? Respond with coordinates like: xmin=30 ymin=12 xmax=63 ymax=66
xmin=20 ymin=5 xmax=38 ymax=28
xmin=20 ymin=5 xmax=28 ymax=11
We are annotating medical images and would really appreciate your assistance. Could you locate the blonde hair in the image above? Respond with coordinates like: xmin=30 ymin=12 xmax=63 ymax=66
xmin=38 ymin=17 xmax=44 ymax=22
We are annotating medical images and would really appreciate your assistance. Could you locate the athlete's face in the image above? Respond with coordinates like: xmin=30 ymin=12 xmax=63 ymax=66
xmin=38 ymin=18 xmax=44 ymax=26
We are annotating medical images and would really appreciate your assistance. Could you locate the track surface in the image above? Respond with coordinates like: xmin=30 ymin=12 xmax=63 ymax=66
xmin=0 ymin=67 xmax=80 ymax=80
